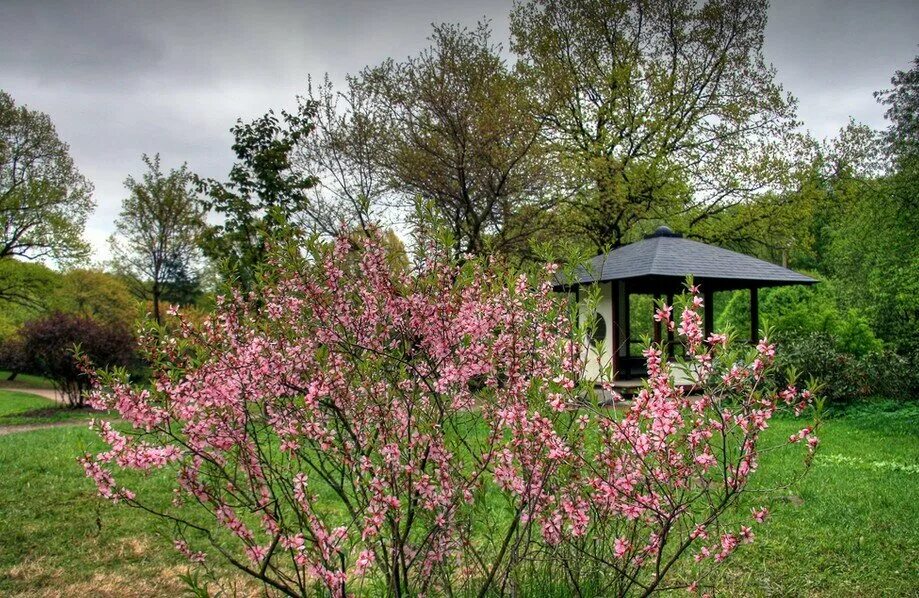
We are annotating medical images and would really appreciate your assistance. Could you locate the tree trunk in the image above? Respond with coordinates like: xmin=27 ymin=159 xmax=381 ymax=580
xmin=152 ymin=282 xmax=162 ymax=325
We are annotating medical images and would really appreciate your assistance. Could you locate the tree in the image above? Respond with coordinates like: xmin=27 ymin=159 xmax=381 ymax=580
xmin=358 ymin=22 xmax=555 ymax=258
xmin=14 ymin=312 xmax=135 ymax=407
xmin=824 ymin=170 xmax=919 ymax=354
xmin=49 ymin=269 xmax=139 ymax=327
xmin=0 ymin=257 xmax=57 ymax=308
xmin=294 ymin=75 xmax=392 ymax=238
xmin=109 ymin=154 xmax=204 ymax=325
xmin=510 ymin=0 xmax=803 ymax=251
xmin=0 ymin=90 xmax=94 ymax=262
xmin=197 ymin=104 xmax=318 ymax=289
xmin=811 ymin=58 xmax=919 ymax=355
xmin=875 ymin=54 xmax=919 ymax=165
xmin=0 ymin=266 xmax=139 ymax=381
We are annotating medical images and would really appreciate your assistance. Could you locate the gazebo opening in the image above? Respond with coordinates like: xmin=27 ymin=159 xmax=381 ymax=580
xmin=555 ymin=226 xmax=816 ymax=386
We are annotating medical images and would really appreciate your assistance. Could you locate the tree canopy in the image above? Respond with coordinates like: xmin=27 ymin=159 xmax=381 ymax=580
xmin=0 ymin=90 xmax=94 ymax=262
xmin=110 ymin=154 xmax=204 ymax=324
xmin=360 ymin=22 xmax=554 ymax=257
xmin=197 ymin=104 xmax=318 ymax=289
xmin=510 ymin=0 xmax=803 ymax=251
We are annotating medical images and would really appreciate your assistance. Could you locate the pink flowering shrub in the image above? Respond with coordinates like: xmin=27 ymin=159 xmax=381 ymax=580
xmin=82 ymin=234 xmax=819 ymax=596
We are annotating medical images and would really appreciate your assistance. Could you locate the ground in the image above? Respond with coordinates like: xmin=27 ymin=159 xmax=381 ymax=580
xmin=0 ymin=389 xmax=917 ymax=596
xmin=0 ymin=371 xmax=58 ymax=390
xmin=0 ymin=389 xmax=92 ymax=430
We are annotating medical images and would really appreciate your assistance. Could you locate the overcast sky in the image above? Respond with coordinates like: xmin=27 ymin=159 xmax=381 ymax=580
xmin=2 ymin=0 xmax=917 ymax=263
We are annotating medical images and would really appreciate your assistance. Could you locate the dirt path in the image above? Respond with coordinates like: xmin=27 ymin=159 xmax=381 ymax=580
xmin=0 ymin=386 xmax=88 ymax=435
xmin=0 ymin=386 xmax=67 ymax=403
xmin=0 ymin=420 xmax=87 ymax=436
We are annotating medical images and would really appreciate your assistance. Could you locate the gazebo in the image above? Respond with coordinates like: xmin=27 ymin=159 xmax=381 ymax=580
xmin=556 ymin=226 xmax=815 ymax=384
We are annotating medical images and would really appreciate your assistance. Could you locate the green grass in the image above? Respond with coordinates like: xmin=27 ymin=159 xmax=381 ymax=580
xmin=718 ymin=403 xmax=919 ymax=596
xmin=0 ymin=403 xmax=916 ymax=596
xmin=0 ymin=425 xmax=191 ymax=597
xmin=0 ymin=370 xmax=57 ymax=390
xmin=0 ymin=389 xmax=93 ymax=427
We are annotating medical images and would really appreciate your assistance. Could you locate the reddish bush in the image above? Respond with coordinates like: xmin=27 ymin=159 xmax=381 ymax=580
xmin=16 ymin=312 xmax=135 ymax=406
xmin=0 ymin=335 xmax=27 ymax=379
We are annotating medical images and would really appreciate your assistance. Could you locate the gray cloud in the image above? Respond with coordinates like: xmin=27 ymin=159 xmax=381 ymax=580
xmin=1 ymin=0 xmax=916 ymax=261
xmin=765 ymin=0 xmax=919 ymax=138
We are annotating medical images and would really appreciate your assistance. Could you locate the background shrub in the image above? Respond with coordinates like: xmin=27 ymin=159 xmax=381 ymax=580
xmin=13 ymin=312 xmax=137 ymax=406
xmin=777 ymin=331 xmax=918 ymax=403
xmin=718 ymin=282 xmax=882 ymax=356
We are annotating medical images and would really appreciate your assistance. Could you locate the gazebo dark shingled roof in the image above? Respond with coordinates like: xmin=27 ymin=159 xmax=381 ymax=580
xmin=569 ymin=226 xmax=815 ymax=289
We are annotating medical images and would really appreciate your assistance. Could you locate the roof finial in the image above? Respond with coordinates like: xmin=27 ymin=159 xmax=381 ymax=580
xmin=647 ymin=225 xmax=682 ymax=238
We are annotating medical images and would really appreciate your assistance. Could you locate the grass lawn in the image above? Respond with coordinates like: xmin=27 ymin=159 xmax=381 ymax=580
xmin=0 ymin=402 xmax=916 ymax=596
xmin=0 ymin=370 xmax=57 ymax=390
xmin=0 ymin=389 xmax=94 ymax=427
xmin=719 ymin=402 xmax=919 ymax=596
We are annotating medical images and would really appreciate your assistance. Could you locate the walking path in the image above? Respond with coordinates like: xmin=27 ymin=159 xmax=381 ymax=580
xmin=0 ymin=386 xmax=66 ymax=403
xmin=0 ymin=385 xmax=88 ymax=435
xmin=0 ymin=420 xmax=87 ymax=436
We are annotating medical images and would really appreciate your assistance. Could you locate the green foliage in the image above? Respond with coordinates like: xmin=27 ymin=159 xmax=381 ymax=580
xmin=777 ymin=332 xmax=918 ymax=404
xmin=0 ymin=260 xmax=57 ymax=339
xmin=628 ymin=293 xmax=655 ymax=356
xmin=824 ymin=169 xmax=919 ymax=355
xmin=875 ymin=54 xmax=919 ymax=164
xmin=357 ymin=21 xmax=553 ymax=258
xmin=0 ymin=257 xmax=58 ymax=309
xmin=197 ymin=103 xmax=318 ymax=289
xmin=109 ymin=154 xmax=205 ymax=324
xmin=0 ymin=90 xmax=94 ymax=263
xmin=717 ymin=282 xmax=882 ymax=356
xmin=47 ymin=269 xmax=140 ymax=327
xmin=0 ymin=264 xmax=139 ymax=345
xmin=510 ymin=0 xmax=803 ymax=251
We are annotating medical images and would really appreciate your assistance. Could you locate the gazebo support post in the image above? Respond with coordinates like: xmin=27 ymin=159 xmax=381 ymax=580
xmin=750 ymin=286 xmax=759 ymax=343
xmin=703 ymin=285 xmax=714 ymax=340
xmin=652 ymin=293 xmax=662 ymax=345
xmin=610 ymin=281 xmax=621 ymax=381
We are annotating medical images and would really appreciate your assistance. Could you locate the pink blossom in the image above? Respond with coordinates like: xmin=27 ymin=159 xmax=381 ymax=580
xmin=614 ymin=537 xmax=630 ymax=559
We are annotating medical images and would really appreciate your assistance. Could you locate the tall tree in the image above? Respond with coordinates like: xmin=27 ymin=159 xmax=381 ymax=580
xmin=49 ymin=269 xmax=139 ymax=327
xmin=109 ymin=154 xmax=204 ymax=325
xmin=295 ymin=75 xmax=391 ymax=238
xmin=197 ymin=104 xmax=318 ymax=289
xmin=0 ymin=90 xmax=94 ymax=307
xmin=0 ymin=90 xmax=94 ymax=262
xmin=510 ymin=0 xmax=803 ymax=251
xmin=875 ymin=54 xmax=919 ymax=166
xmin=358 ymin=22 xmax=555 ymax=258
xmin=826 ymin=55 xmax=919 ymax=353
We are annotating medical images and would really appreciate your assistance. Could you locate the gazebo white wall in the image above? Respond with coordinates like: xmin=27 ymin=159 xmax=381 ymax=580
xmin=577 ymin=281 xmax=615 ymax=382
